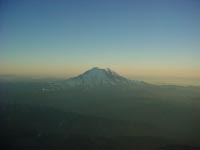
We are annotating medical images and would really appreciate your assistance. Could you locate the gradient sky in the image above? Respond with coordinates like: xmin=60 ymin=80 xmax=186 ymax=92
xmin=0 ymin=0 xmax=200 ymax=85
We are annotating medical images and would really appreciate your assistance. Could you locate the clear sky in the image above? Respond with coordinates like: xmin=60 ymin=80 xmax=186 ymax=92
xmin=0 ymin=0 xmax=200 ymax=85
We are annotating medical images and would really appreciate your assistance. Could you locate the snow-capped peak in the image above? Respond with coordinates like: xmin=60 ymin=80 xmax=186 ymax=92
xmin=66 ymin=67 xmax=130 ymax=87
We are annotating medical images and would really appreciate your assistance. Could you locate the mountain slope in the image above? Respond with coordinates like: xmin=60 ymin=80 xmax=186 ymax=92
xmin=65 ymin=67 xmax=131 ymax=88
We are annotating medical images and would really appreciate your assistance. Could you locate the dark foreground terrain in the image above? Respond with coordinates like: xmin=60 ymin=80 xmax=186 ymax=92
xmin=0 ymin=69 xmax=200 ymax=150
xmin=1 ymin=103 xmax=200 ymax=150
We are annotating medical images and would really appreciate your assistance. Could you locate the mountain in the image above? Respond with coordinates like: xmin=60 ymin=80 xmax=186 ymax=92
xmin=43 ymin=67 xmax=200 ymax=100
xmin=55 ymin=67 xmax=148 ymax=90
xmin=65 ymin=67 xmax=130 ymax=87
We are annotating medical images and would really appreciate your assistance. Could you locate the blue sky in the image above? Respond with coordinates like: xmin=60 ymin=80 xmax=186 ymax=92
xmin=0 ymin=0 xmax=200 ymax=84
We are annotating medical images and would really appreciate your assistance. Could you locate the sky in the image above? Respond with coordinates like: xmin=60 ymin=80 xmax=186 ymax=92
xmin=0 ymin=0 xmax=200 ymax=85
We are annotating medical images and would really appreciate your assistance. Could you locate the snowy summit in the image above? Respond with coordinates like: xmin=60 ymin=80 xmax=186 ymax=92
xmin=66 ymin=67 xmax=130 ymax=87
